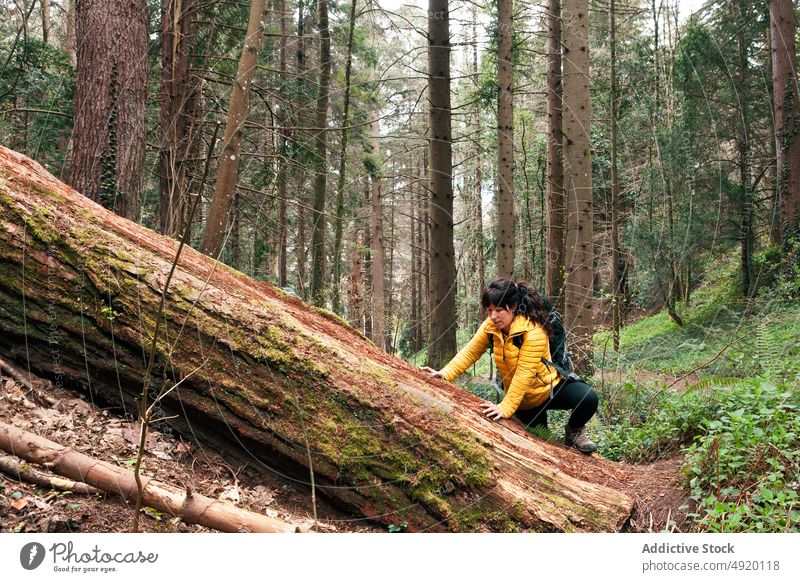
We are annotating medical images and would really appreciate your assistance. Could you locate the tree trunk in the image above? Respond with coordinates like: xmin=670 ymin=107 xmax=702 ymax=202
xmin=545 ymin=0 xmax=566 ymax=316
xmin=277 ymin=0 xmax=289 ymax=288
xmin=200 ymin=0 xmax=266 ymax=258
xmin=410 ymin=171 xmax=419 ymax=348
xmin=69 ymin=0 xmax=147 ymax=222
xmin=733 ymin=0 xmax=753 ymax=297
xmin=0 ymin=145 xmax=636 ymax=532
xmin=292 ymin=0 xmax=309 ymax=296
xmin=770 ymin=0 xmax=800 ymax=239
xmin=423 ymin=144 xmax=431 ymax=352
xmin=0 ymin=422 xmax=294 ymax=533
xmin=496 ymin=0 xmax=515 ymax=278
xmin=562 ymin=0 xmax=593 ymax=372
xmin=41 ymin=0 xmax=51 ymax=45
xmin=309 ymin=0 xmax=332 ymax=306
xmin=413 ymin=157 xmax=425 ymax=353
xmin=332 ymin=0 xmax=358 ymax=315
xmin=159 ymin=0 xmax=196 ymax=238
xmin=362 ymin=180 xmax=373 ymax=339
xmin=65 ymin=0 xmax=76 ymax=66
xmin=472 ymin=10 xmax=486 ymax=311
xmin=426 ymin=0 xmax=456 ymax=370
xmin=387 ymin=179 xmax=396 ymax=353
xmin=765 ymin=13 xmax=781 ymax=247
xmin=610 ymin=0 xmax=621 ymax=352
xmin=369 ymin=121 xmax=385 ymax=350
xmin=347 ymin=225 xmax=364 ymax=330
xmin=297 ymin=194 xmax=307 ymax=296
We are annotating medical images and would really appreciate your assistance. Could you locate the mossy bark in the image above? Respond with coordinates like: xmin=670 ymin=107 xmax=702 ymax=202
xmin=0 ymin=146 xmax=634 ymax=532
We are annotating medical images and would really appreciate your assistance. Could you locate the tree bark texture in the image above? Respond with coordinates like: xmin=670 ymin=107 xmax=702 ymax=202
xmin=733 ymin=0 xmax=753 ymax=297
xmin=66 ymin=0 xmax=76 ymax=66
xmin=426 ymin=0 xmax=457 ymax=370
xmin=769 ymin=0 xmax=800 ymax=239
xmin=496 ymin=0 xmax=515 ymax=278
xmin=610 ymin=0 xmax=621 ymax=351
xmin=41 ymin=0 xmax=51 ymax=45
xmin=0 ymin=146 xmax=642 ymax=532
xmin=369 ymin=121 xmax=385 ymax=350
xmin=310 ymin=0 xmax=332 ymax=306
xmin=332 ymin=0 xmax=358 ymax=315
xmin=68 ymin=0 xmax=147 ymax=222
xmin=159 ymin=0 xmax=197 ymax=238
xmin=471 ymin=10 xmax=485 ymax=329
xmin=562 ymin=0 xmax=593 ymax=372
xmin=200 ymin=0 xmax=266 ymax=258
xmin=277 ymin=0 xmax=289 ymax=288
xmin=0 ymin=453 xmax=99 ymax=495
xmin=545 ymin=0 xmax=566 ymax=316
xmin=0 ymin=421 xmax=295 ymax=532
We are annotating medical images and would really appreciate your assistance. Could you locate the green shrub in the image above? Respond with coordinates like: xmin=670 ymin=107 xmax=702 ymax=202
xmin=594 ymin=382 xmax=714 ymax=463
xmin=683 ymin=379 xmax=800 ymax=532
xmin=595 ymin=376 xmax=799 ymax=532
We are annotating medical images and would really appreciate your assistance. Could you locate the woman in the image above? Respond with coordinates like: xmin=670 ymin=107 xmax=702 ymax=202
xmin=421 ymin=278 xmax=599 ymax=454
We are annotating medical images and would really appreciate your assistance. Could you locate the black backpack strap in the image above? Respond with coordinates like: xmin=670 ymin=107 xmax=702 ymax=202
xmin=541 ymin=357 xmax=572 ymax=381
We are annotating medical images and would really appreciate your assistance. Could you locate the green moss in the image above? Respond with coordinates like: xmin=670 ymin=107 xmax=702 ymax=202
xmin=312 ymin=306 xmax=369 ymax=340
xmin=360 ymin=362 xmax=393 ymax=387
xmin=449 ymin=506 xmax=524 ymax=532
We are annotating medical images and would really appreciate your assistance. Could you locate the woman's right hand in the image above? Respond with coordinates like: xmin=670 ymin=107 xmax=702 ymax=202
xmin=420 ymin=366 xmax=443 ymax=378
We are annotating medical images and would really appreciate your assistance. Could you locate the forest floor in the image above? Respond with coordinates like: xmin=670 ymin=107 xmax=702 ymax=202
xmin=0 ymin=369 xmax=380 ymax=534
xmin=0 ymin=364 xmax=696 ymax=533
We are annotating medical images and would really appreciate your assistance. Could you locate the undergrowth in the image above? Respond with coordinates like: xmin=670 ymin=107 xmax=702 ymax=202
xmin=595 ymin=376 xmax=799 ymax=532
xmin=595 ymin=254 xmax=800 ymax=384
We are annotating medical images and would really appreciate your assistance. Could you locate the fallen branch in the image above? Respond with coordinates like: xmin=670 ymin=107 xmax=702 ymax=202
xmin=0 ymin=453 xmax=99 ymax=495
xmin=0 ymin=421 xmax=296 ymax=533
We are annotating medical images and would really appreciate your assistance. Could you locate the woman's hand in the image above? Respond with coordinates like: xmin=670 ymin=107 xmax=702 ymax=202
xmin=420 ymin=366 xmax=443 ymax=378
xmin=480 ymin=401 xmax=505 ymax=421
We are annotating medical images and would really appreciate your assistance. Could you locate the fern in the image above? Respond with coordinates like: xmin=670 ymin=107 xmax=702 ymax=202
xmin=684 ymin=377 xmax=748 ymax=395
xmin=525 ymin=424 xmax=560 ymax=443
xmin=754 ymin=315 xmax=771 ymax=375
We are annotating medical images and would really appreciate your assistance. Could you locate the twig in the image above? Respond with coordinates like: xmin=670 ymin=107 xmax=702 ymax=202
xmin=132 ymin=124 xmax=219 ymax=533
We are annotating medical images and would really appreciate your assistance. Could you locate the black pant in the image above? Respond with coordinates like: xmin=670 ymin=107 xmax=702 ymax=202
xmin=514 ymin=378 xmax=598 ymax=430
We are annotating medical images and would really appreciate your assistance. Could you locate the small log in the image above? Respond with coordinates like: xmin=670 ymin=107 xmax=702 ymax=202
xmin=0 ymin=453 xmax=99 ymax=494
xmin=0 ymin=421 xmax=296 ymax=533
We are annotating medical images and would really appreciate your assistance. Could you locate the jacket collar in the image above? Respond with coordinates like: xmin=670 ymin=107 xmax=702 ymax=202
xmin=485 ymin=314 xmax=533 ymax=338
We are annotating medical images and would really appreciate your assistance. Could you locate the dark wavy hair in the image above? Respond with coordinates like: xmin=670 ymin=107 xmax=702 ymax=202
xmin=481 ymin=278 xmax=553 ymax=336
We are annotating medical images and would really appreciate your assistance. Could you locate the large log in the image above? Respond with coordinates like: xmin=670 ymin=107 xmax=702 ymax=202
xmin=0 ymin=146 xmax=635 ymax=531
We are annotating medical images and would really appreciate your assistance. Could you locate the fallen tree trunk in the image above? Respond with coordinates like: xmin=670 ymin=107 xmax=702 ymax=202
xmin=0 ymin=146 xmax=634 ymax=531
xmin=0 ymin=421 xmax=295 ymax=532
xmin=0 ymin=452 xmax=99 ymax=495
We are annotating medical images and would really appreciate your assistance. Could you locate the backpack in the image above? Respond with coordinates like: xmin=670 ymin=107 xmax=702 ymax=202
xmin=541 ymin=296 xmax=571 ymax=376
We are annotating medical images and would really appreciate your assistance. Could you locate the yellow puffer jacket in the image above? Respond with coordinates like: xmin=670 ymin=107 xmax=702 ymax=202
xmin=440 ymin=314 xmax=562 ymax=418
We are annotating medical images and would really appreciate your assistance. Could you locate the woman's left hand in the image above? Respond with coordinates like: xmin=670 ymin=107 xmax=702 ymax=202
xmin=480 ymin=401 xmax=505 ymax=421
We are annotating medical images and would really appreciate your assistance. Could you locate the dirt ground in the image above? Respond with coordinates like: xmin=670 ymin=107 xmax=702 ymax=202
xmin=0 ymin=365 xmax=694 ymax=534
xmin=0 ymin=370 xmax=380 ymax=533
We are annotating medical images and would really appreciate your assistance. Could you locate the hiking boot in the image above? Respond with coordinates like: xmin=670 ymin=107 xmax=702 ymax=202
xmin=565 ymin=424 xmax=597 ymax=454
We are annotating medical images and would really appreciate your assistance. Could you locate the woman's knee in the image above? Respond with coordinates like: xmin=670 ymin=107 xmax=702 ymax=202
xmin=575 ymin=382 xmax=599 ymax=413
